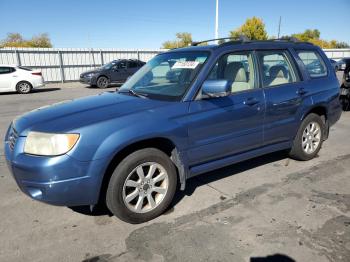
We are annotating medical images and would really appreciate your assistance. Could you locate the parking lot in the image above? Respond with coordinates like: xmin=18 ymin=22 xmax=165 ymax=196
xmin=0 ymin=78 xmax=350 ymax=262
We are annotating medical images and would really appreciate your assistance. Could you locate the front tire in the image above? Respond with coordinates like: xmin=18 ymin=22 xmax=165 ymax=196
xmin=16 ymin=81 xmax=32 ymax=94
xmin=289 ymin=113 xmax=325 ymax=161
xmin=106 ymin=148 xmax=177 ymax=224
xmin=96 ymin=76 xmax=109 ymax=88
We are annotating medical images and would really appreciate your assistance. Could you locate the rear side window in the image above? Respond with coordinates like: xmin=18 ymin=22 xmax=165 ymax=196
xmin=128 ymin=61 xmax=138 ymax=68
xmin=257 ymin=50 xmax=299 ymax=87
xmin=0 ymin=67 xmax=15 ymax=74
xmin=296 ymin=50 xmax=327 ymax=78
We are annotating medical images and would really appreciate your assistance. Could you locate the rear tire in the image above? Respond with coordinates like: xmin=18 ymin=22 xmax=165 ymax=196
xmin=16 ymin=81 xmax=32 ymax=94
xmin=106 ymin=148 xmax=177 ymax=224
xmin=96 ymin=76 xmax=109 ymax=88
xmin=289 ymin=113 xmax=325 ymax=161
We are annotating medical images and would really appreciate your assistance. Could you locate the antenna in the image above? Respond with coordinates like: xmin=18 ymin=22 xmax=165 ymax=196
xmin=277 ymin=16 xmax=282 ymax=38
xmin=215 ymin=0 xmax=219 ymax=44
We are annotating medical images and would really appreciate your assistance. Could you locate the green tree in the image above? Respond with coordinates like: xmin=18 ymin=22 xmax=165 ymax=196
xmin=162 ymin=32 xmax=192 ymax=49
xmin=335 ymin=41 xmax=350 ymax=48
xmin=1 ymin=32 xmax=52 ymax=48
xmin=230 ymin=17 xmax=268 ymax=40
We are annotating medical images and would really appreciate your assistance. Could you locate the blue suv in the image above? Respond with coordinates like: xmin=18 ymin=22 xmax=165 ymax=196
xmin=4 ymin=38 xmax=342 ymax=223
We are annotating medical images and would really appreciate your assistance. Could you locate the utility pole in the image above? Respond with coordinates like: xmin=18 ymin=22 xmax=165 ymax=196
xmin=215 ymin=0 xmax=219 ymax=44
xmin=277 ymin=16 xmax=282 ymax=39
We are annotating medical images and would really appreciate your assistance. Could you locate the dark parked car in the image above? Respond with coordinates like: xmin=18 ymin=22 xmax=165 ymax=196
xmin=329 ymin=59 xmax=339 ymax=71
xmin=5 ymin=38 xmax=342 ymax=223
xmin=337 ymin=57 xmax=350 ymax=71
xmin=80 ymin=59 xmax=145 ymax=88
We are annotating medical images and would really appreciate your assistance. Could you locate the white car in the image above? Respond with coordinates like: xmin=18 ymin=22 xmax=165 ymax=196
xmin=0 ymin=65 xmax=44 ymax=94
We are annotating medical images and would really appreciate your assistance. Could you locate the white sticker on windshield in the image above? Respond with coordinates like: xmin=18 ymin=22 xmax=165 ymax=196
xmin=172 ymin=61 xmax=200 ymax=69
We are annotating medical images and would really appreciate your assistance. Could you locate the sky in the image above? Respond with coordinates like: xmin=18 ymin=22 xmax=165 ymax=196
xmin=0 ymin=0 xmax=349 ymax=49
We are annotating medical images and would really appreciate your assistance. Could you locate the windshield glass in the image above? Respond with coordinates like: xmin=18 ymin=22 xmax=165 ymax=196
xmin=119 ymin=51 xmax=210 ymax=101
xmin=101 ymin=61 xmax=118 ymax=70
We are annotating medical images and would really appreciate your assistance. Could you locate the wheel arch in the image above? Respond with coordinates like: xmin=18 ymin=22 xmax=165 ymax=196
xmin=97 ymin=137 xmax=185 ymax=205
xmin=301 ymin=105 xmax=329 ymax=139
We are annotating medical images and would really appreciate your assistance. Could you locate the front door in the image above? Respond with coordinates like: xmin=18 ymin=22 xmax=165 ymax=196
xmin=187 ymin=51 xmax=265 ymax=166
xmin=111 ymin=60 xmax=128 ymax=82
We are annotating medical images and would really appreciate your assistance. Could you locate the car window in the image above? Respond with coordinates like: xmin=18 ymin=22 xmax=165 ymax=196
xmin=206 ymin=52 xmax=255 ymax=93
xmin=296 ymin=50 xmax=327 ymax=78
xmin=257 ymin=50 xmax=298 ymax=87
xmin=0 ymin=67 xmax=14 ymax=74
xmin=120 ymin=51 xmax=209 ymax=101
xmin=128 ymin=61 xmax=138 ymax=68
xmin=118 ymin=61 xmax=127 ymax=69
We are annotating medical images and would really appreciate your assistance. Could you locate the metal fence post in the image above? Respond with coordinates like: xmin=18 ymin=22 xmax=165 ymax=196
xmin=137 ymin=50 xmax=140 ymax=61
xmin=100 ymin=49 xmax=104 ymax=66
xmin=58 ymin=50 xmax=65 ymax=83
xmin=15 ymin=49 xmax=21 ymax=66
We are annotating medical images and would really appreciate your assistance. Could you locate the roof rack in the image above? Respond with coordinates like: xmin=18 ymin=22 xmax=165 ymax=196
xmin=191 ymin=35 xmax=250 ymax=46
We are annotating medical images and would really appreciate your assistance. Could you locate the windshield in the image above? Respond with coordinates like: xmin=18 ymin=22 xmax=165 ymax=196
xmin=101 ymin=61 xmax=118 ymax=70
xmin=119 ymin=51 xmax=210 ymax=101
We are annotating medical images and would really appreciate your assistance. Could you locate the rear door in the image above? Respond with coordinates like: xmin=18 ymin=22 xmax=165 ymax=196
xmin=257 ymin=49 xmax=307 ymax=145
xmin=0 ymin=67 xmax=16 ymax=91
xmin=187 ymin=51 xmax=265 ymax=166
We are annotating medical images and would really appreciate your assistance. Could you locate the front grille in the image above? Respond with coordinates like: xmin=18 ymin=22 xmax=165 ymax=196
xmin=9 ymin=127 xmax=18 ymax=150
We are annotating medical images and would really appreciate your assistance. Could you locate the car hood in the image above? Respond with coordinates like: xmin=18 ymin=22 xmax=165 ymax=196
xmin=13 ymin=92 xmax=169 ymax=136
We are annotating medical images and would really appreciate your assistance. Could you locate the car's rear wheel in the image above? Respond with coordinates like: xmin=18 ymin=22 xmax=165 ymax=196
xmin=106 ymin=148 xmax=177 ymax=224
xmin=16 ymin=81 xmax=32 ymax=94
xmin=96 ymin=76 xmax=109 ymax=88
xmin=289 ymin=113 xmax=325 ymax=161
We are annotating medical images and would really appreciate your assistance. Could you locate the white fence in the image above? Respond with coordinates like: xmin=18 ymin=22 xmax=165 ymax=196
xmin=0 ymin=47 xmax=349 ymax=83
xmin=0 ymin=48 xmax=164 ymax=82
xmin=323 ymin=48 xmax=350 ymax=60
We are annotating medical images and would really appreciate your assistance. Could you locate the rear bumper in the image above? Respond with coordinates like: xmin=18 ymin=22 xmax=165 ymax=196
xmin=4 ymin=134 xmax=107 ymax=206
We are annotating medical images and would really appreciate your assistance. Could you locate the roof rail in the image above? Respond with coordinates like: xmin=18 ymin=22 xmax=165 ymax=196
xmin=191 ymin=35 xmax=250 ymax=46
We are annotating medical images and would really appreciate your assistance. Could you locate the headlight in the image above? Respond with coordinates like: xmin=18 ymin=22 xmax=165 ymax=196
xmin=86 ymin=73 xmax=95 ymax=77
xmin=24 ymin=132 xmax=79 ymax=156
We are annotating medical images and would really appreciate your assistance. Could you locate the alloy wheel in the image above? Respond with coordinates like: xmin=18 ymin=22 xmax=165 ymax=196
xmin=302 ymin=121 xmax=321 ymax=154
xmin=122 ymin=162 xmax=169 ymax=213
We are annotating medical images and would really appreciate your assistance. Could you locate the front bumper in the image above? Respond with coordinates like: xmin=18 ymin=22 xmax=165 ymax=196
xmin=79 ymin=76 xmax=96 ymax=85
xmin=4 ymin=131 xmax=107 ymax=206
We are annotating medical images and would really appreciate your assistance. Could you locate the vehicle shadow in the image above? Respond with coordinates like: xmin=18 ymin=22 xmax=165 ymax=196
xmin=0 ymin=87 xmax=60 ymax=95
xmin=69 ymin=150 xmax=288 ymax=218
xmin=84 ymin=83 xmax=123 ymax=89
xmin=170 ymin=150 xmax=289 ymax=207
xmin=250 ymin=254 xmax=296 ymax=262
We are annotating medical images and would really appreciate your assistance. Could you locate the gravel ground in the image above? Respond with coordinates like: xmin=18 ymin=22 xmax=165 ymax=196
xmin=0 ymin=75 xmax=349 ymax=262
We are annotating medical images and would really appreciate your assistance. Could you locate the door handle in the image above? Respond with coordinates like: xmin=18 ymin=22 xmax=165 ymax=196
xmin=296 ymin=88 xmax=308 ymax=96
xmin=243 ymin=98 xmax=259 ymax=106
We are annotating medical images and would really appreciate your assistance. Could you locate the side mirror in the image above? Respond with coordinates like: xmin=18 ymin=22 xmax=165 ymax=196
xmin=202 ymin=80 xmax=231 ymax=98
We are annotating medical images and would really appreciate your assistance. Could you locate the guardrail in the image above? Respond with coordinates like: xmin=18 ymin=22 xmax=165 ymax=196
xmin=0 ymin=47 xmax=349 ymax=83
xmin=0 ymin=47 xmax=164 ymax=82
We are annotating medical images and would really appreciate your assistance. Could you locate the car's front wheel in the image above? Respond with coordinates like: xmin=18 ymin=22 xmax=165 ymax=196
xmin=289 ymin=113 xmax=325 ymax=161
xmin=16 ymin=81 xmax=32 ymax=94
xmin=96 ymin=76 xmax=109 ymax=88
xmin=106 ymin=148 xmax=177 ymax=223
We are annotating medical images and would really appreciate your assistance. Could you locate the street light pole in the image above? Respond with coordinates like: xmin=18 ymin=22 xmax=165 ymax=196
xmin=215 ymin=0 xmax=219 ymax=44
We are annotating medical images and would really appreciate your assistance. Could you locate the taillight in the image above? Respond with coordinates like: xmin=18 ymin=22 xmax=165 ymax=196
xmin=32 ymin=72 xmax=42 ymax=76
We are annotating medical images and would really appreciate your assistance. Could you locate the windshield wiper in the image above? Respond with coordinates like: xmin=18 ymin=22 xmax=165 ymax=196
xmin=118 ymin=89 xmax=148 ymax=99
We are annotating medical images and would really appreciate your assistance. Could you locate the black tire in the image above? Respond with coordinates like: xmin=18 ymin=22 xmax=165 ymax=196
xmin=96 ymin=76 xmax=109 ymax=88
xmin=16 ymin=81 xmax=32 ymax=94
xmin=106 ymin=148 xmax=177 ymax=224
xmin=340 ymin=95 xmax=350 ymax=111
xmin=289 ymin=113 xmax=325 ymax=161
